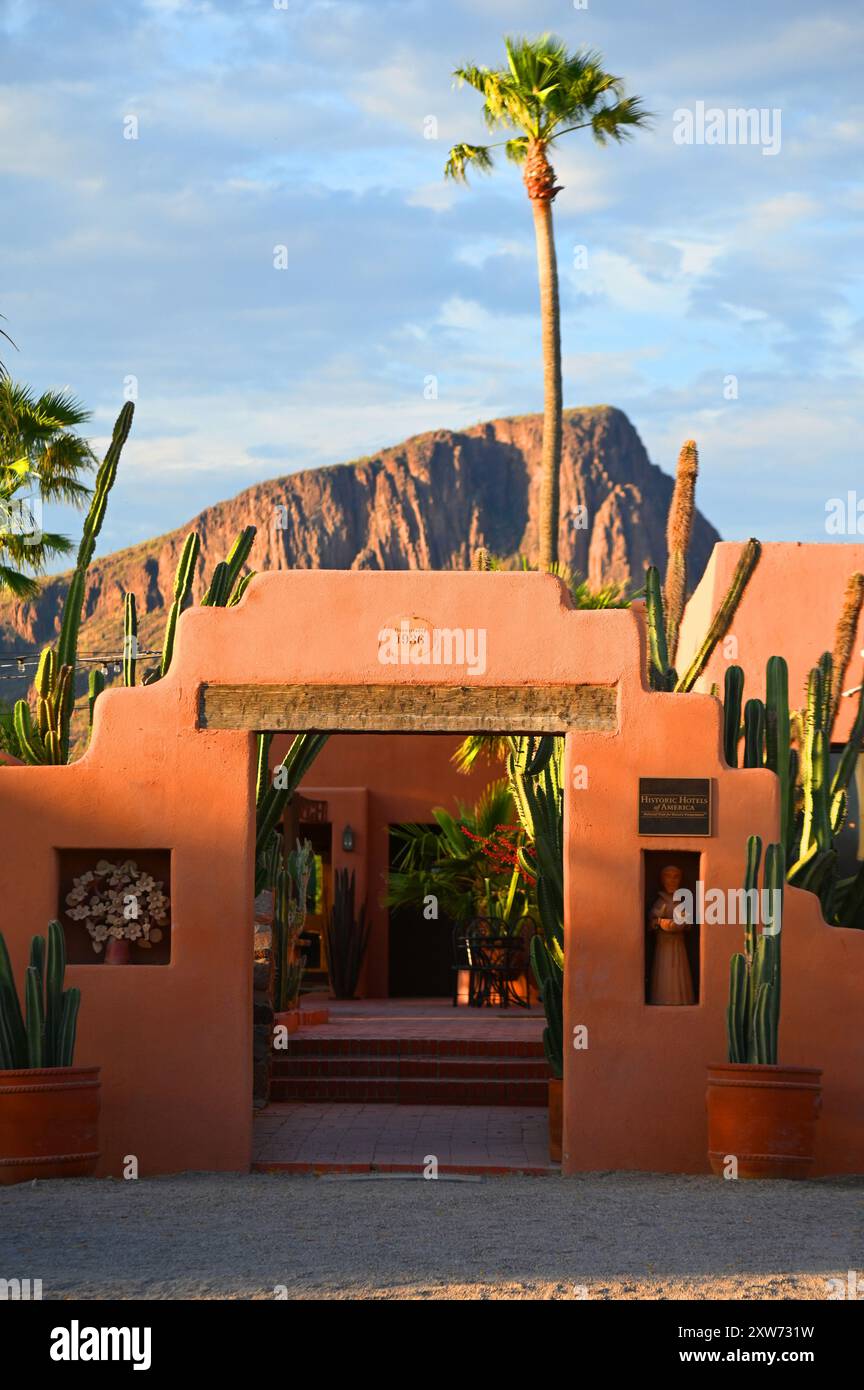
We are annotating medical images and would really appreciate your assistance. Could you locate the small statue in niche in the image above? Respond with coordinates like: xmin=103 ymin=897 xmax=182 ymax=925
xmin=648 ymin=863 xmax=695 ymax=1005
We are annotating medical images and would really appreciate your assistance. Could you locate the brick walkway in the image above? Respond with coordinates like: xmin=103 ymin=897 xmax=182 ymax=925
xmin=293 ymin=995 xmax=546 ymax=1042
xmin=254 ymin=997 xmax=557 ymax=1175
xmin=253 ymin=1102 xmax=557 ymax=1175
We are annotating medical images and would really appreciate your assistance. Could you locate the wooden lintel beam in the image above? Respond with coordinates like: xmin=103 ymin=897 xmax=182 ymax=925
xmin=198 ymin=682 xmax=618 ymax=735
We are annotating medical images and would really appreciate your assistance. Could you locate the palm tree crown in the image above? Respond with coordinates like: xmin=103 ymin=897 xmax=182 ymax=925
xmin=445 ymin=35 xmax=650 ymax=187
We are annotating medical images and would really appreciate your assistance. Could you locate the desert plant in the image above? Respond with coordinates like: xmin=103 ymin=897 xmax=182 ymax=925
xmin=723 ymin=652 xmax=864 ymax=926
xmin=446 ymin=36 xmax=650 ymax=568
xmin=123 ymin=592 xmax=137 ymax=687
xmin=158 ymin=531 xmax=200 ymax=679
xmin=828 ymin=573 xmax=864 ymax=732
xmin=663 ymin=440 xmax=699 ymax=667
xmin=325 ymin=868 xmax=369 ymax=1000
xmin=272 ymin=840 xmax=314 ymax=1012
xmin=645 ymin=538 xmax=762 ymax=693
xmin=0 ymin=920 xmax=80 ymax=1069
xmin=727 ymin=837 xmax=783 ymax=1065
xmin=513 ymin=737 xmax=564 ymax=1077
xmin=255 ymin=733 xmax=329 ymax=895
xmin=12 ymin=402 xmax=134 ymax=763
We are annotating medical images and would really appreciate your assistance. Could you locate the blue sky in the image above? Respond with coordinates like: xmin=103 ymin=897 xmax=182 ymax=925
xmin=2 ymin=0 xmax=863 ymax=562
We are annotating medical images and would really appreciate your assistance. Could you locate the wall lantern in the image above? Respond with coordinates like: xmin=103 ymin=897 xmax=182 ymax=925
xmin=342 ymin=824 xmax=355 ymax=853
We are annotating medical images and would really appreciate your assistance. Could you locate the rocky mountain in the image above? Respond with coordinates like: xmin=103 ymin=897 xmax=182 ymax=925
xmin=0 ymin=405 xmax=719 ymax=675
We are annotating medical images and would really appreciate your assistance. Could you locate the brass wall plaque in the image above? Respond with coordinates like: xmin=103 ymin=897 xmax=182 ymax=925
xmin=638 ymin=778 xmax=712 ymax=837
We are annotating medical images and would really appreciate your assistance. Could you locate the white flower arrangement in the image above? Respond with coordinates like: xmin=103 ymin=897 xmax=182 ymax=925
xmin=65 ymin=859 xmax=170 ymax=954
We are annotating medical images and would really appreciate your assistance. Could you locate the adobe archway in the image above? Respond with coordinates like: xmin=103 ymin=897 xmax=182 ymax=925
xmin=0 ymin=569 xmax=861 ymax=1177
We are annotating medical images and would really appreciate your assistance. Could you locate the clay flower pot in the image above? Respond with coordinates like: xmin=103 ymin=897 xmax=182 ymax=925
xmin=104 ymin=938 xmax=130 ymax=965
xmin=706 ymin=1063 xmax=822 ymax=1180
xmin=548 ymin=1077 xmax=563 ymax=1162
xmin=273 ymin=1009 xmax=300 ymax=1035
xmin=0 ymin=1066 xmax=101 ymax=1185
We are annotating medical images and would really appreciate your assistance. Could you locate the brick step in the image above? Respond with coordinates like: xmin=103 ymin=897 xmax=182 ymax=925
xmin=272 ymin=1056 xmax=549 ymax=1081
xmin=269 ymin=1077 xmax=549 ymax=1106
xmin=275 ymin=1036 xmax=545 ymax=1059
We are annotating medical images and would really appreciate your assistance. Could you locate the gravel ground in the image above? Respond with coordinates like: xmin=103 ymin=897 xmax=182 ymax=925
xmin=2 ymin=1171 xmax=863 ymax=1300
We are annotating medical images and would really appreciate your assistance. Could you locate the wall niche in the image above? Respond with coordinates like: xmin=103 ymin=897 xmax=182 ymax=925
xmin=57 ymin=848 xmax=172 ymax=965
xmin=643 ymin=850 xmax=700 ymax=1005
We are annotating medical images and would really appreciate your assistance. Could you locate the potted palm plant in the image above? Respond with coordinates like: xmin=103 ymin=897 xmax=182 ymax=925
xmin=707 ymin=837 xmax=822 ymax=1179
xmin=0 ymin=921 xmax=100 ymax=1184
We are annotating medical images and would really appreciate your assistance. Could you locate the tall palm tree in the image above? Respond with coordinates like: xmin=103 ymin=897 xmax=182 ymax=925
xmin=445 ymin=36 xmax=650 ymax=569
xmin=0 ymin=380 xmax=95 ymax=597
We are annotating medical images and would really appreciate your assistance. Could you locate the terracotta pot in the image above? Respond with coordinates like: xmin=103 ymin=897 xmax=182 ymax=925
xmin=706 ymin=1063 xmax=822 ymax=1180
xmin=105 ymin=938 xmax=130 ymax=965
xmin=274 ymin=1010 xmax=300 ymax=1035
xmin=0 ymin=1066 xmax=101 ymax=1185
xmin=548 ymin=1077 xmax=563 ymax=1163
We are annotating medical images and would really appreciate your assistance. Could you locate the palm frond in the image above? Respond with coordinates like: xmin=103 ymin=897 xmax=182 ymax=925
xmin=505 ymin=137 xmax=529 ymax=164
xmin=451 ymin=733 xmax=512 ymax=775
xmin=444 ymin=142 xmax=495 ymax=181
xmin=0 ymin=562 xmax=39 ymax=598
xmin=590 ymin=94 xmax=653 ymax=144
xmin=449 ymin=37 xmax=651 ymax=169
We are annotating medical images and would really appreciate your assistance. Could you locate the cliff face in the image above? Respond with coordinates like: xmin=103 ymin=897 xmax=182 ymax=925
xmin=0 ymin=405 xmax=719 ymax=664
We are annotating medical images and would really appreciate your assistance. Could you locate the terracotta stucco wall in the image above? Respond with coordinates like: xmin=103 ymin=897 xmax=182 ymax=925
xmin=0 ymin=565 xmax=861 ymax=1176
xmin=677 ymin=542 xmax=864 ymax=741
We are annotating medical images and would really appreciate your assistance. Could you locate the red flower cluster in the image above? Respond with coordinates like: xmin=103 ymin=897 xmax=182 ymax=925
xmin=461 ymin=823 xmax=537 ymax=885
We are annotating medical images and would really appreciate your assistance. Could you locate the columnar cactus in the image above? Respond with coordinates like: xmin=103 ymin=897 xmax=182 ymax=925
xmin=87 ymin=668 xmax=105 ymax=735
xmin=727 ymin=837 xmax=784 ymax=1065
xmin=645 ymin=565 xmax=676 ymax=691
xmin=0 ymin=921 xmax=81 ymax=1070
xmin=743 ymin=698 xmax=765 ymax=768
xmin=765 ymin=655 xmax=793 ymax=855
xmin=159 ymin=531 xmax=200 ymax=678
xmin=123 ymin=592 xmax=137 ymax=687
xmin=723 ymin=665 xmax=744 ymax=767
xmin=202 ymin=525 xmax=256 ymax=607
xmin=11 ymin=402 xmax=134 ymax=765
xmin=530 ymin=926 xmax=563 ymax=1078
xmin=675 ymin=538 xmax=762 ymax=692
xmin=644 ymin=538 xmax=761 ymax=695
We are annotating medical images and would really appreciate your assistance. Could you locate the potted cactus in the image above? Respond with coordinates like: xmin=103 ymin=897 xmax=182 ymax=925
xmin=706 ymin=837 xmax=822 ymax=1179
xmin=0 ymin=921 xmax=100 ymax=1185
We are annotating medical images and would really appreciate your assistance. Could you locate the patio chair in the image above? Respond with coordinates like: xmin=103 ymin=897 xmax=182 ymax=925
xmin=452 ymin=916 xmax=537 ymax=1008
